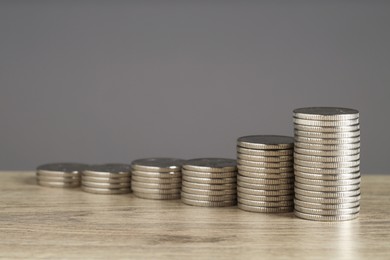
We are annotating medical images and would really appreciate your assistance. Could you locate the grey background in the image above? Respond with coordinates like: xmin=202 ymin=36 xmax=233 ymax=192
xmin=0 ymin=1 xmax=389 ymax=174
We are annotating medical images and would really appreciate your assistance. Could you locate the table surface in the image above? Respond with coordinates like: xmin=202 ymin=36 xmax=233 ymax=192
xmin=0 ymin=172 xmax=389 ymax=259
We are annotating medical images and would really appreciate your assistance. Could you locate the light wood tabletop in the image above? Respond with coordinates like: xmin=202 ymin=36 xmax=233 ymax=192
xmin=0 ymin=172 xmax=389 ymax=259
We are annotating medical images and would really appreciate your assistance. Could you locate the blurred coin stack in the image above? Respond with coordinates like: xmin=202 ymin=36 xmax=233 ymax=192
xmin=131 ymin=158 xmax=184 ymax=200
xmin=181 ymin=158 xmax=237 ymax=207
xmin=293 ymin=107 xmax=361 ymax=221
xmin=36 ymin=163 xmax=87 ymax=188
xmin=236 ymin=136 xmax=295 ymax=213
xmin=82 ymin=164 xmax=132 ymax=194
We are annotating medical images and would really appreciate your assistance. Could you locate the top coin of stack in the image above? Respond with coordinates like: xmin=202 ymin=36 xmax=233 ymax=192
xmin=181 ymin=158 xmax=237 ymax=207
xmin=236 ymin=135 xmax=295 ymax=213
xmin=81 ymin=164 xmax=132 ymax=194
xmin=293 ymin=107 xmax=361 ymax=221
xmin=131 ymin=158 xmax=184 ymax=200
xmin=36 ymin=163 xmax=88 ymax=188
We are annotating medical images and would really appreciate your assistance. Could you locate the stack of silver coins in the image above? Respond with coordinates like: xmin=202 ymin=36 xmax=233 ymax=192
xmin=81 ymin=164 xmax=132 ymax=194
xmin=293 ymin=107 xmax=361 ymax=221
xmin=36 ymin=163 xmax=87 ymax=188
xmin=131 ymin=158 xmax=184 ymax=200
xmin=236 ymin=135 xmax=295 ymax=213
xmin=181 ymin=158 xmax=237 ymax=207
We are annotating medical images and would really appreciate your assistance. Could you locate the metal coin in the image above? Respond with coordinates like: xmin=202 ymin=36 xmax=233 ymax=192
xmin=294 ymin=199 xmax=360 ymax=209
xmin=237 ymin=159 xmax=293 ymax=168
xmin=294 ymin=176 xmax=361 ymax=186
xmin=238 ymin=181 xmax=294 ymax=191
xmin=37 ymin=171 xmax=80 ymax=178
xmin=294 ymin=205 xmax=360 ymax=215
xmin=294 ymin=124 xmax=360 ymax=133
xmin=238 ymin=165 xmax=293 ymax=174
xmin=295 ymin=182 xmax=360 ymax=192
xmin=131 ymin=158 xmax=185 ymax=172
xmin=294 ymin=141 xmax=360 ymax=150
xmin=295 ymin=171 xmax=362 ymax=183
xmin=37 ymin=176 xmax=80 ymax=183
xmin=37 ymin=181 xmax=80 ymax=188
xmin=294 ymin=165 xmax=360 ymax=174
xmin=182 ymin=181 xmax=236 ymax=190
xmin=37 ymin=163 xmax=88 ymax=173
xmin=182 ymin=169 xmax=237 ymax=178
xmin=294 ymin=147 xmax=360 ymax=156
xmin=237 ymin=147 xmax=293 ymax=156
xmin=132 ymin=170 xmax=181 ymax=178
xmin=131 ymin=175 xmax=181 ymax=184
xmin=238 ymin=204 xmax=293 ymax=213
xmin=131 ymin=181 xmax=181 ymax=189
xmin=183 ymin=158 xmax=237 ymax=172
xmin=237 ymin=186 xmax=294 ymax=196
xmin=294 ymin=211 xmax=359 ymax=221
xmin=237 ymin=192 xmax=294 ymax=202
xmin=293 ymin=118 xmax=359 ymax=127
xmin=293 ymin=107 xmax=359 ymax=121
xmin=237 ymin=135 xmax=294 ymax=150
xmin=82 ymin=171 xmax=131 ymax=178
xmin=237 ymin=153 xmax=293 ymax=162
xmin=181 ymin=198 xmax=237 ymax=207
xmin=295 ymin=193 xmax=361 ymax=204
xmin=84 ymin=164 xmax=131 ymax=174
xmin=295 ymin=130 xmax=360 ymax=138
xmin=82 ymin=181 xmax=131 ymax=189
xmin=182 ymin=175 xmax=236 ymax=184
xmin=237 ymin=175 xmax=294 ymax=184
xmin=294 ymin=153 xmax=360 ymax=162
xmin=295 ymin=136 xmax=360 ymax=145
xmin=294 ymin=159 xmax=360 ymax=168
xmin=181 ymin=192 xmax=237 ymax=202
xmin=294 ymin=187 xmax=360 ymax=198
xmin=131 ymin=186 xmax=181 ymax=194
xmin=81 ymin=176 xmax=131 ymax=183
xmin=133 ymin=192 xmax=180 ymax=200
xmin=81 ymin=186 xmax=130 ymax=194
xmin=238 ymin=170 xmax=294 ymax=179
xmin=238 ymin=198 xmax=293 ymax=207
xmin=181 ymin=186 xmax=236 ymax=196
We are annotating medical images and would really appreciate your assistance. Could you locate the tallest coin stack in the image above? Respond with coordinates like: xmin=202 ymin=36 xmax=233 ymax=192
xmin=293 ymin=107 xmax=361 ymax=221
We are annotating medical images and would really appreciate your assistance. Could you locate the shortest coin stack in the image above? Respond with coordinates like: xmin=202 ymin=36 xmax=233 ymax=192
xmin=181 ymin=158 xmax=237 ymax=207
xmin=81 ymin=164 xmax=132 ymax=194
xmin=36 ymin=163 xmax=88 ymax=188
xmin=236 ymin=135 xmax=295 ymax=213
xmin=131 ymin=158 xmax=184 ymax=200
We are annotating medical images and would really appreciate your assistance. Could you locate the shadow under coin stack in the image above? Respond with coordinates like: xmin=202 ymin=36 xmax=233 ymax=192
xmin=36 ymin=163 xmax=88 ymax=188
xmin=181 ymin=158 xmax=237 ymax=207
xmin=293 ymin=107 xmax=361 ymax=221
xmin=236 ymin=136 xmax=295 ymax=213
xmin=81 ymin=164 xmax=132 ymax=194
xmin=131 ymin=158 xmax=184 ymax=200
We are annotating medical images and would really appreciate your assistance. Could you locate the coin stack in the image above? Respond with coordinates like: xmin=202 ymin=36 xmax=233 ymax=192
xmin=131 ymin=158 xmax=184 ymax=200
xmin=236 ymin=136 xmax=295 ymax=213
xmin=181 ymin=158 xmax=237 ymax=207
xmin=293 ymin=107 xmax=361 ymax=221
xmin=81 ymin=164 xmax=132 ymax=194
xmin=36 ymin=163 xmax=88 ymax=188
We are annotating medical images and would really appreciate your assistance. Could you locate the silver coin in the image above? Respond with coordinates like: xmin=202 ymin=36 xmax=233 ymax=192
xmin=237 ymin=192 xmax=294 ymax=202
xmin=181 ymin=198 xmax=236 ymax=207
xmin=37 ymin=162 xmax=88 ymax=173
xmin=237 ymin=147 xmax=293 ymax=156
xmin=238 ymin=203 xmax=293 ymax=213
xmin=81 ymin=176 xmax=131 ymax=183
xmin=182 ymin=175 xmax=236 ymax=184
xmin=294 ymin=199 xmax=360 ymax=209
xmin=237 ymin=153 xmax=293 ymax=162
xmin=294 ymin=205 xmax=360 ymax=215
xmin=294 ymin=124 xmax=360 ymax=133
xmin=131 ymin=186 xmax=181 ymax=194
xmin=237 ymin=159 xmax=293 ymax=168
xmin=237 ymin=186 xmax=294 ymax=196
xmin=238 ymin=170 xmax=294 ymax=179
xmin=294 ymin=211 xmax=359 ymax=221
xmin=181 ymin=192 xmax=237 ymax=202
xmin=294 ymin=153 xmax=360 ymax=162
xmin=181 ymin=186 xmax=236 ymax=196
xmin=295 ymin=182 xmax=360 ymax=192
xmin=295 ymin=130 xmax=360 ymax=138
xmin=84 ymin=164 xmax=131 ymax=174
xmin=133 ymin=192 xmax=180 ymax=200
xmin=293 ymin=118 xmax=359 ymax=127
xmin=182 ymin=181 xmax=236 ymax=190
xmin=81 ymin=186 xmax=130 ymax=194
xmin=131 ymin=158 xmax=185 ymax=172
xmin=237 ymin=135 xmax=294 ymax=150
xmin=37 ymin=176 xmax=80 ymax=183
xmin=238 ymin=198 xmax=293 ymax=207
xmin=294 ymin=187 xmax=360 ymax=198
xmin=182 ymin=169 xmax=237 ymax=178
xmin=295 ymin=136 xmax=360 ymax=145
xmin=293 ymin=107 xmax=359 ymax=121
xmin=294 ymin=165 xmax=360 ymax=174
xmin=238 ymin=181 xmax=294 ymax=191
xmin=294 ymin=159 xmax=360 ymax=169
xmin=294 ymin=176 xmax=361 ymax=186
xmin=294 ymin=170 xmax=360 ymax=180
xmin=238 ymin=165 xmax=293 ymax=174
xmin=131 ymin=170 xmax=181 ymax=178
xmin=295 ymin=193 xmax=361 ymax=204
xmin=183 ymin=158 xmax=237 ymax=172
xmin=131 ymin=181 xmax=181 ymax=189
xmin=37 ymin=171 xmax=80 ymax=178
xmin=82 ymin=181 xmax=131 ymax=189
xmin=294 ymin=147 xmax=360 ymax=156
xmin=131 ymin=175 xmax=181 ymax=184
xmin=37 ymin=180 xmax=80 ymax=188
xmin=294 ymin=141 xmax=360 ymax=150
xmin=237 ymin=175 xmax=294 ymax=184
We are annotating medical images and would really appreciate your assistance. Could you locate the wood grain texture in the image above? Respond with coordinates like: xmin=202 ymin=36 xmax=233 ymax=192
xmin=0 ymin=172 xmax=389 ymax=259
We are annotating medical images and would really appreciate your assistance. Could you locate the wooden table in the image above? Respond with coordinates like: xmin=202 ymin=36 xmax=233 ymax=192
xmin=0 ymin=172 xmax=389 ymax=259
